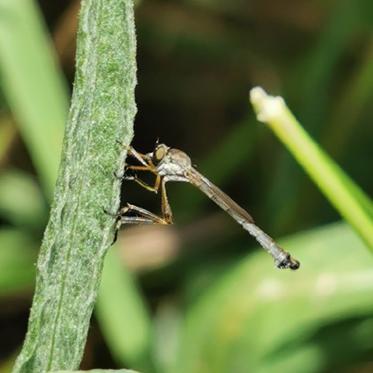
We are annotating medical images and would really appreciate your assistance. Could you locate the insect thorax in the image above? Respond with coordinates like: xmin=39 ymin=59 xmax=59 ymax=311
xmin=157 ymin=149 xmax=192 ymax=176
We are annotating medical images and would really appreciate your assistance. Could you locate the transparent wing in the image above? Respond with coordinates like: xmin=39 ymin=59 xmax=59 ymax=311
xmin=187 ymin=168 xmax=255 ymax=224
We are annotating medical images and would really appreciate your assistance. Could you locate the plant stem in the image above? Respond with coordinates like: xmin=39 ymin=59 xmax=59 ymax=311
xmin=250 ymin=87 xmax=373 ymax=251
xmin=13 ymin=0 xmax=137 ymax=371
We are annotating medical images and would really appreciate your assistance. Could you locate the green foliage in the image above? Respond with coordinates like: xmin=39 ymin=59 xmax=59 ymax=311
xmin=95 ymin=249 xmax=152 ymax=369
xmin=175 ymin=223 xmax=373 ymax=373
xmin=0 ymin=0 xmax=68 ymax=197
xmin=0 ymin=169 xmax=47 ymax=230
xmin=250 ymin=87 xmax=373 ymax=249
xmin=11 ymin=0 xmax=138 ymax=372
xmin=53 ymin=370 xmax=138 ymax=373
xmin=266 ymin=0 xmax=373 ymax=233
xmin=0 ymin=0 xmax=373 ymax=372
xmin=0 ymin=229 xmax=36 ymax=296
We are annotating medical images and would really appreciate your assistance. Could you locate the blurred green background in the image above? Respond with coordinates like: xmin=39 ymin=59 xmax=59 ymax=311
xmin=1 ymin=0 xmax=373 ymax=372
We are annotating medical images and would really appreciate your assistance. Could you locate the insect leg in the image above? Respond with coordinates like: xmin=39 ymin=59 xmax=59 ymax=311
xmin=128 ymin=146 xmax=153 ymax=167
xmin=118 ymin=203 xmax=169 ymax=225
xmin=125 ymin=165 xmax=154 ymax=172
xmin=125 ymin=174 xmax=161 ymax=193
xmin=112 ymin=201 xmax=170 ymax=243
xmin=160 ymin=177 xmax=174 ymax=224
xmin=117 ymin=216 xmax=161 ymax=224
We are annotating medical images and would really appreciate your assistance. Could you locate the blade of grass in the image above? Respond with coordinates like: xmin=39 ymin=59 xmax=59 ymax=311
xmin=250 ymin=87 xmax=373 ymax=250
xmin=268 ymin=0 xmax=364 ymax=230
xmin=0 ymin=116 xmax=17 ymax=166
xmin=0 ymin=169 xmax=47 ymax=230
xmin=288 ymin=39 xmax=373 ymax=230
xmin=12 ymin=0 xmax=138 ymax=371
xmin=293 ymin=0 xmax=361 ymax=132
xmin=54 ymin=370 xmax=139 ymax=373
xmin=322 ymin=39 xmax=373 ymax=156
xmin=0 ymin=229 xmax=37 ymax=296
xmin=175 ymin=222 xmax=373 ymax=373
xmin=0 ymin=0 xmax=68 ymax=198
xmin=95 ymin=248 xmax=152 ymax=370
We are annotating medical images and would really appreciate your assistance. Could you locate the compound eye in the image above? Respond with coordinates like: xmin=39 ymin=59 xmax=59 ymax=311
xmin=153 ymin=144 xmax=167 ymax=164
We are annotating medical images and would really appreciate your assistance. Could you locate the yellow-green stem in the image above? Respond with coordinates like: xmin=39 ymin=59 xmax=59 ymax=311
xmin=250 ymin=87 xmax=373 ymax=250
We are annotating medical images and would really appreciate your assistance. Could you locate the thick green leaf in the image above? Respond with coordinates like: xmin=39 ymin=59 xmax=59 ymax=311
xmin=175 ymin=222 xmax=373 ymax=373
xmin=13 ymin=0 xmax=138 ymax=371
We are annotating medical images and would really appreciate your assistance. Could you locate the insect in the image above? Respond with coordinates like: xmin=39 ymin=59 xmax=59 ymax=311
xmin=117 ymin=143 xmax=300 ymax=270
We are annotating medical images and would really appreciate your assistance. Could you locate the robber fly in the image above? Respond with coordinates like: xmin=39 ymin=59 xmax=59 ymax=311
xmin=116 ymin=143 xmax=300 ymax=270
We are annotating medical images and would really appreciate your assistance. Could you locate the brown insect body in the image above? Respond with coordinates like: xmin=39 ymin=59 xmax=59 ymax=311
xmin=119 ymin=143 xmax=300 ymax=270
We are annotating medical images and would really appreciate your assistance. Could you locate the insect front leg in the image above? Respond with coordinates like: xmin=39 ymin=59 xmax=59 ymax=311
xmin=128 ymin=146 xmax=154 ymax=167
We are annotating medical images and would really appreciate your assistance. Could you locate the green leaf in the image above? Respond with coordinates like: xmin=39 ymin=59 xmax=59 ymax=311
xmin=294 ymin=0 xmax=361 ymax=129
xmin=175 ymin=222 xmax=373 ymax=373
xmin=13 ymin=0 xmax=138 ymax=371
xmin=0 ymin=0 xmax=68 ymax=197
xmin=322 ymin=41 xmax=373 ymax=157
xmin=52 ymin=370 xmax=139 ymax=373
xmin=0 ymin=116 xmax=17 ymax=163
xmin=0 ymin=229 xmax=36 ymax=296
xmin=268 ymin=1 xmax=366 ymax=229
xmin=0 ymin=169 xmax=47 ymax=230
xmin=95 ymin=248 xmax=152 ymax=369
